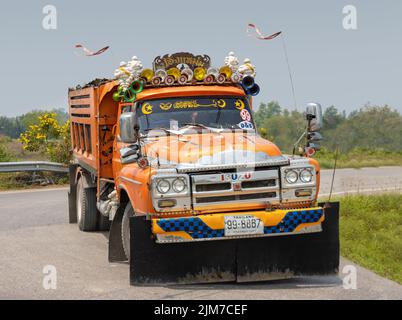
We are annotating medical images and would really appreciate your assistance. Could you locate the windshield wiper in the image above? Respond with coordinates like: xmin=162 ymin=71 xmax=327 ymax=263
xmin=180 ymin=123 xmax=225 ymax=134
xmin=180 ymin=123 xmax=212 ymax=130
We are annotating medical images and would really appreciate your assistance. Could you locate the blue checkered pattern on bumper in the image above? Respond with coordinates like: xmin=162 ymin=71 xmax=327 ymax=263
xmin=264 ymin=209 xmax=323 ymax=234
xmin=156 ymin=209 xmax=324 ymax=239
xmin=156 ymin=217 xmax=225 ymax=239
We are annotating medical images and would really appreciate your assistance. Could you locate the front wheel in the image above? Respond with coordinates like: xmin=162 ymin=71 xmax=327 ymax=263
xmin=121 ymin=202 xmax=134 ymax=260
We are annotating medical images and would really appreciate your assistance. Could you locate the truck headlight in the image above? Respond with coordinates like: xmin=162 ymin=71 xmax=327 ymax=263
xmin=285 ymin=170 xmax=298 ymax=184
xmin=300 ymin=169 xmax=313 ymax=183
xmin=152 ymin=174 xmax=190 ymax=196
xmin=152 ymin=174 xmax=191 ymax=212
xmin=172 ymin=178 xmax=186 ymax=193
xmin=156 ymin=179 xmax=170 ymax=194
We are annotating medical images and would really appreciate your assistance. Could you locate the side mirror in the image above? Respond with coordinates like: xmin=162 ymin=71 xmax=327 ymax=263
xmin=306 ymin=102 xmax=323 ymax=132
xmin=120 ymin=112 xmax=138 ymax=143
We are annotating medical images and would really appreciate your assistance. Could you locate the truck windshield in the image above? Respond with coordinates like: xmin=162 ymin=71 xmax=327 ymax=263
xmin=136 ymin=96 xmax=254 ymax=134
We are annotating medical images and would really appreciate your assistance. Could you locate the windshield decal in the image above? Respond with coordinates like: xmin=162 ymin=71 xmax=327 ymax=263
xmin=159 ymin=99 xmax=226 ymax=111
xmin=238 ymin=121 xmax=254 ymax=130
xmin=234 ymin=99 xmax=245 ymax=110
xmin=160 ymin=103 xmax=173 ymax=111
xmin=142 ymin=103 xmax=153 ymax=114
xmin=240 ymin=109 xmax=251 ymax=121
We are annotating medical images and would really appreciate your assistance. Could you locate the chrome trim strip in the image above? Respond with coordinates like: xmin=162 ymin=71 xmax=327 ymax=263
xmin=193 ymin=187 xmax=279 ymax=198
xmin=193 ymin=199 xmax=280 ymax=210
xmin=177 ymin=158 xmax=290 ymax=173
xmin=119 ymin=176 xmax=142 ymax=185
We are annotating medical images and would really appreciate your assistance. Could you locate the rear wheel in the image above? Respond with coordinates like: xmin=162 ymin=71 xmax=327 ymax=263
xmin=121 ymin=202 xmax=134 ymax=260
xmin=76 ymin=177 xmax=98 ymax=231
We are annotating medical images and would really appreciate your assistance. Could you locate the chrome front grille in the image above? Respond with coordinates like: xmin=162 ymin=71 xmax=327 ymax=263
xmin=191 ymin=169 xmax=280 ymax=209
xmin=241 ymin=179 xmax=276 ymax=189
xmin=195 ymin=182 xmax=231 ymax=192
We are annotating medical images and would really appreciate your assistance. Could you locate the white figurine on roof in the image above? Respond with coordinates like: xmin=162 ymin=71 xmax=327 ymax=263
xmin=114 ymin=56 xmax=144 ymax=91
xmin=114 ymin=61 xmax=131 ymax=91
xmin=114 ymin=61 xmax=128 ymax=79
xmin=238 ymin=58 xmax=256 ymax=78
xmin=127 ymin=56 xmax=143 ymax=77
xmin=224 ymin=51 xmax=239 ymax=72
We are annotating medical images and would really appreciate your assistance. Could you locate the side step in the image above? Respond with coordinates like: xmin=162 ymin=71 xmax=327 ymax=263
xmin=129 ymin=202 xmax=339 ymax=285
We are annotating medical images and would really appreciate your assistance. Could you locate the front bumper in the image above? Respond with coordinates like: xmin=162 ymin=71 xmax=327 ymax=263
xmin=152 ymin=207 xmax=324 ymax=243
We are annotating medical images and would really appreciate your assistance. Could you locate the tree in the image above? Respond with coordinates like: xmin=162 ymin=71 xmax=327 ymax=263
xmin=323 ymin=106 xmax=345 ymax=130
xmin=0 ymin=108 xmax=68 ymax=139
xmin=254 ymin=101 xmax=282 ymax=127
xmin=321 ymin=105 xmax=402 ymax=152
xmin=256 ymin=105 xmax=305 ymax=153
xmin=19 ymin=112 xmax=71 ymax=164
xmin=0 ymin=117 xmax=19 ymax=138
xmin=254 ymin=101 xmax=402 ymax=154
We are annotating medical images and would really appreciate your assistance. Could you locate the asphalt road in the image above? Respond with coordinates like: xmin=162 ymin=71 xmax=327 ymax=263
xmin=0 ymin=167 xmax=401 ymax=299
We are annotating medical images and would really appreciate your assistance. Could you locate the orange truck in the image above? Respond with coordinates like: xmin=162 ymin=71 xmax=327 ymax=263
xmin=67 ymin=52 xmax=339 ymax=284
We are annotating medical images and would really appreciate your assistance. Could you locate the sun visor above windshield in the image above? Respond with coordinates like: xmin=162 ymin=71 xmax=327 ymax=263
xmin=135 ymin=85 xmax=246 ymax=101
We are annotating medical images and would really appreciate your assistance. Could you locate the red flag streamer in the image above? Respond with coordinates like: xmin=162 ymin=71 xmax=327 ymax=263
xmin=75 ymin=44 xmax=109 ymax=56
xmin=246 ymin=23 xmax=281 ymax=40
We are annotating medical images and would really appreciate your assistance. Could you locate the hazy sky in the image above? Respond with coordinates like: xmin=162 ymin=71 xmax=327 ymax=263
xmin=0 ymin=0 xmax=401 ymax=116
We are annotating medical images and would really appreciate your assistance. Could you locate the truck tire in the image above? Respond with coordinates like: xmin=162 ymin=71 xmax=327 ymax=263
xmin=76 ymin=177 xmax=98 ymax=231
xmin=98 ymin=214 xmax=111 ymax=231
xmin=121 ymin=202 xmax=134 ymax=260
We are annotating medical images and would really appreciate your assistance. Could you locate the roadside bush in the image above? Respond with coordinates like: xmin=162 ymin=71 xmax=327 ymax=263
xmin=0 ymin=144 xmax=13 ymax=162
xmin=19 ymin=112 xmax=71 ymax=164
xmin=0 ymin=136 xmax=14 ymax=162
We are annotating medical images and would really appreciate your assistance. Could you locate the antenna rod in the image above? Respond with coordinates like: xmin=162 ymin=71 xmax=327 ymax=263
xmin=327 ymin=146 xmax=339 ymax=203
xmin=280 ymin=34 xmax=297 ymax=111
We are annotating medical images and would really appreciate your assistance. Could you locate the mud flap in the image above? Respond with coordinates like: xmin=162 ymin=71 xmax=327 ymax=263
xmin=108 ymin=206 xmax=127 ymax=262
xmin=129 ymin=215 xmax=236 ymax=285
xmin=236 ymin=202 xmax=340 ymax=282
xmin=129 ymin=202 xmax=339 ymax=285
xmin=68 ymin=164 xmax=78 ymax=224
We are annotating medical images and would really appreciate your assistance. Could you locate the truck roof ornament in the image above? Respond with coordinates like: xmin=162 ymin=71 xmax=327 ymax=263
xmin=113 ymin=52 xmax=260 ymax=102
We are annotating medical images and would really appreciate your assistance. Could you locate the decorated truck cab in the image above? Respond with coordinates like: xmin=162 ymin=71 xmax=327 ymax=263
xmin=68 ymin=52 xmax=339 ymax=284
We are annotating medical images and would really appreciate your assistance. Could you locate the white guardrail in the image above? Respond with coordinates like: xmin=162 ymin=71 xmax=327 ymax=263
xmin=0 ymin=161 xmax=68 ymax=173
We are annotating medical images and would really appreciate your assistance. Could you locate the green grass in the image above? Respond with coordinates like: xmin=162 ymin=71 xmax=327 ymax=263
xmin=337 ymin=193 xmax=402 ymax=284
xmin=0 ymin=172 xmax=68 ymax=191
xmin=315 ymin=148 xmax=402 ymax=169
xmin=1 ymin=137 xmax=64 ymax=190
